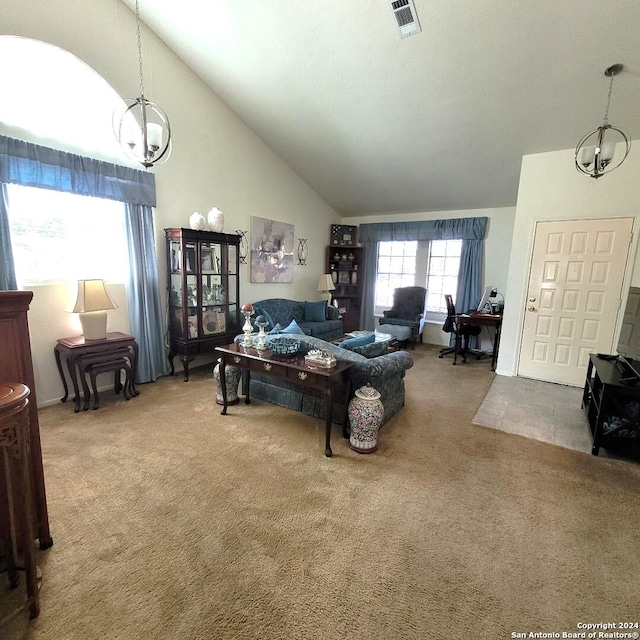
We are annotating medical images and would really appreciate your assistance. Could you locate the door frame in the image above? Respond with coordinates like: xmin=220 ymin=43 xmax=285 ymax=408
xmin=513 ymin=215 xmax=639 ymax=382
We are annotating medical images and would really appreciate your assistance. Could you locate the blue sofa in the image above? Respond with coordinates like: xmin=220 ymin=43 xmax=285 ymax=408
xmin=252 ymin=298 xmax=344 ymax=342
xmin=233 ymin=334 xmax=414 ymax=427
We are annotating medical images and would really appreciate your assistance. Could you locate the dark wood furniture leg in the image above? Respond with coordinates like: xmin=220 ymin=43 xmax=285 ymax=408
xmin=88 ymin=359 xmax=131 ymax=410
xmin=54 ymin=347 xmax=70 ymax=403
xmin=324 ymin=384 xmax=333 ymax=457
xmin=180 ymin=355 xmax=196 ymax=382
xmin=219 ymin=356 xmax=228 ymax=415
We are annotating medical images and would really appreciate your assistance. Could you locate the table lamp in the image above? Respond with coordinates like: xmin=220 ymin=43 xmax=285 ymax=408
xmin=317 ymin=274 xmax=336 ymax=304
xmin=68 ymin=279 xmax=118 ymax=341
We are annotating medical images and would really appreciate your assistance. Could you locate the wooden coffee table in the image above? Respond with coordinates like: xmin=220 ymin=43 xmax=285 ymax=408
xmin=215 ymin=343 xmax=353 ymax=457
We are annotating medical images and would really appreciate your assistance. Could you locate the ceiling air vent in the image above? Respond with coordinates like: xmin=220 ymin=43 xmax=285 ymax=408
xmin=388 ymin=0 xmax=421 ymax=38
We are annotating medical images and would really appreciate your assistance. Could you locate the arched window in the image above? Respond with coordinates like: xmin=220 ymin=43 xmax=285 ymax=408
xmin=0 ymin=36 xmax=131 ymax=164
xmin=0 ymin=37 xmax=166 ymax=383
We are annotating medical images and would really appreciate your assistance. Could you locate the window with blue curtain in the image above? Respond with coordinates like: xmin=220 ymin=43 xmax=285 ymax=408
xmin=357 ymin=217 xmax=488 ymax=331
xmin=0 ymin=134 xmax=168 ymax=382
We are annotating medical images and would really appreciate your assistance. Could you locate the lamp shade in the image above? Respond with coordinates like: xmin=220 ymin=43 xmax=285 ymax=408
xmin=317 ymin=274 xmax=336 ymax=292
xmin=67 ymin=280 xmax=118 ymax=341
xmin=69 ymin=280 xmax=118 ymax=313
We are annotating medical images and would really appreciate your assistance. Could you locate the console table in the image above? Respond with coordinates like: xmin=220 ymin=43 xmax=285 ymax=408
xmin=215 ymin=343 xmax=353 ymax=457
xmin=54 ymin=332 xmax=139 ymax=412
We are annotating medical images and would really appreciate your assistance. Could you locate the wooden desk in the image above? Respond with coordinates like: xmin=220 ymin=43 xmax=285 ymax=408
xmin=215 ymin=343 xmax=353 ymax=457
xmin=454 ymin=313 xmax=503 ymax=371
xmin=54 ymin=332 xmax=139 ymax=412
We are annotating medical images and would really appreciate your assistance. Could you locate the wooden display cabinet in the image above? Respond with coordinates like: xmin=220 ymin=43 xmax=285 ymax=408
xmin=165 ymin=228 xmax=241 ymax=381
xmin=326 ymin=245 xmax=365 ymax=333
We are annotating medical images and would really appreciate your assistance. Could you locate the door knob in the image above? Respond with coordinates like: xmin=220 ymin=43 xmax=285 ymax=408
xmin=528 ymin=297 xmax=536 ymax=302
xmin=527 ymin=306 xmax=536 ymax=311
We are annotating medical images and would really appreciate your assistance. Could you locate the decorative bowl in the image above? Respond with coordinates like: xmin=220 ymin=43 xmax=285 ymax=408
xmin=269 ymin=336 xmax=300 ymax=356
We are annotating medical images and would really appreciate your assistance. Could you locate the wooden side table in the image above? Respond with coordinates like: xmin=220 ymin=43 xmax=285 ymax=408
xmin=54 ymin=332 xmax=139 ymax=412
xmin=0 ymin=383 xmax=40 ymax=624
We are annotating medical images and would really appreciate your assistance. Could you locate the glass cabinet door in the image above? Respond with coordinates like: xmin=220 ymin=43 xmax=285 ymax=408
xmin=186 ymin=274 xmax=198 ymax=338
xmin=200 ymin=241 xmax=226 ymax=336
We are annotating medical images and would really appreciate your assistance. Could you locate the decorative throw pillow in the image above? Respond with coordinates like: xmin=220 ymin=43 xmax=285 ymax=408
xmin=281 ymin=319 xmax=305 ymax=335
xmin=304 ymin=300 xmax=327 ymax=322
xmin=352 ymin=341 xmax=389 ymax=358
xmin=338 ymin=333 xmax=375 ymax=350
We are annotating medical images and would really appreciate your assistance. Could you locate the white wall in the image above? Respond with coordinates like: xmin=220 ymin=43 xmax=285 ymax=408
xmin=499 ymin=144 xmax=640 ymax=377
xmin=343 ymin=207 xmax=516 ymax=346
xmin=1 ymin=0 xmax=340 ymax=406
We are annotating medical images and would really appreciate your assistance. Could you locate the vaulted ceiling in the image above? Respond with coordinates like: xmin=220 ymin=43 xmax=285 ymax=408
xmin=126 ymin=0 xmax=640 ymax=216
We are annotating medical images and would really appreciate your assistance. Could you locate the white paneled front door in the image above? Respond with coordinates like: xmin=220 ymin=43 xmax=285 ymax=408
xmin=518 ymin=218 xmax=633 ymax=386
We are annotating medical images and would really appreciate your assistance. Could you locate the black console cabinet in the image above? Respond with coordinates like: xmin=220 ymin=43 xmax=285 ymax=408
xmin=582 ymin=354 xmax=640 ymax=457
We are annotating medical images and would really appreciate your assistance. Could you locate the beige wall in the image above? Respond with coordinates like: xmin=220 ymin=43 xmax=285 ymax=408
xmin=1 ymin=0 xmax=339 ymax=405
xmin=499 ymin=144 xmax=640 ymax=377
xmin=343 ymin=207 xmax=516 ymax=346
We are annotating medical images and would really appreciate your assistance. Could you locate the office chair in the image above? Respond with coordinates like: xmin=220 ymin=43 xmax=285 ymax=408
xmin=438 ymin=294 xmax=481 ymax=360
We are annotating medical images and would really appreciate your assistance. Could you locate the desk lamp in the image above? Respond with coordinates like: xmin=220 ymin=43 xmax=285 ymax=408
xmin=68 ymin=279 xmax=118 ymax=341
xmin=317 ymin=274 xmax=335 ymax=304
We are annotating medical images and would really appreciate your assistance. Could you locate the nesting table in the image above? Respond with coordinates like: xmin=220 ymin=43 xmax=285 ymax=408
xmin=54 ymin=332 xmax=139 ymax=411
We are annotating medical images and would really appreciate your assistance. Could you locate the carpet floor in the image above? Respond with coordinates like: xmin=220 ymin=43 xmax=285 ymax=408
xmin=2 ymin=344 xmax=640 ymax=639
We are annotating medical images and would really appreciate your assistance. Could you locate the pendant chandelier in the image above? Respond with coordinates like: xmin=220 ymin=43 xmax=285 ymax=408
xmin=574 ymin=64 xmax=630 ymax=179
xmin=114 ymin=0 xmax=171 ymax=168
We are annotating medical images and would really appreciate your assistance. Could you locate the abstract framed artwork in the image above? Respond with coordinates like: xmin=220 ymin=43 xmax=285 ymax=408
xmin=250 ymin=216 xmax=295 ymax=283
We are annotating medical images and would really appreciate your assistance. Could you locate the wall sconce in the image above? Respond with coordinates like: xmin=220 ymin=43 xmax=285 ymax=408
xmin=575 ymin=63 xmax=630 ymax=179
xmin=297 ymin=239 xmax=308 ymax=265
xmin=236 ymin=230 xmax=248 ymax=264
xmin=67 ymin=279 xmax=118 ymax=341
xmin=317 ymin=273 xmax=335 ymax=304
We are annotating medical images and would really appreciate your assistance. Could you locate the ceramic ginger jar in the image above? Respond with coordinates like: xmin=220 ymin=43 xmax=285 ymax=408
xmin=213 ymin=360 xmax=241 ymax=405
xmin=189 ymin=211 xmax=206 ymax=230
xmin=208 ymin=207 xmax=224 ymax=233
xmin=348 ymin=385 xmax=384 ymax=453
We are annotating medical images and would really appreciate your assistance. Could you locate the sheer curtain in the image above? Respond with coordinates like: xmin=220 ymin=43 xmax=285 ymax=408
xmin=0 ymin=134 xmax=167 ymax=382
xmin=0 ymin=183 xmax=16 ymax=290
xmin=357 ymin=217 xmax=488 ymax=331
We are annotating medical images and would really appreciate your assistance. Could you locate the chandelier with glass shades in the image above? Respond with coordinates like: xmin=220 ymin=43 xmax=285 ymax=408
xmin=114 ymin=0 xmax=171 ymax=168
xmin=574 ymin=64 xmax=630 ymax=179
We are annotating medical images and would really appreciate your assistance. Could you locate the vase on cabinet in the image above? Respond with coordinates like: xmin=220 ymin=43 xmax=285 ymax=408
xmin=208 ymin=207 xmax=224 ymax=233
xmin=351 ymin=271 xmax=358 ymax=285
xmin=189 ymin=211 xmax=206 ymax=230
xmin=348 ymin=385 xmax=383 ymax=453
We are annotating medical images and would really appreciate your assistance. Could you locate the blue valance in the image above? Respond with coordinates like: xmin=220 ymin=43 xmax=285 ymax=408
xmin=0 ymin=135 xmax=156 ymax=207
xmin=358 ymin=217 xmax=487 ymax=242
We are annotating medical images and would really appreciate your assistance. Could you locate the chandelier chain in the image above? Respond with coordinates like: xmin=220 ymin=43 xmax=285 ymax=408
xmin=602 ymin=74 xmax=614 ymax=126
xmin=135 ymin=0 xmax=145 ymax=99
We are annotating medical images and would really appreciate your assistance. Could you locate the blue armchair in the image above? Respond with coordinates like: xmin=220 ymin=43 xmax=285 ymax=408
xmin=379 ymin=286 xmax=426 ymax=346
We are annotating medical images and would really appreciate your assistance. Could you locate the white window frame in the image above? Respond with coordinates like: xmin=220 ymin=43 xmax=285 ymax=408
xmin=374 ymin=241 xmax=418 ymax=316
xmin=6 ymin=184 xmax=128 ymax=288
xmin=424 ymin=239 xmax=463 ymax=318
